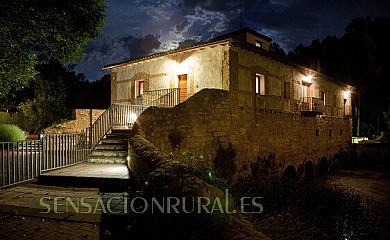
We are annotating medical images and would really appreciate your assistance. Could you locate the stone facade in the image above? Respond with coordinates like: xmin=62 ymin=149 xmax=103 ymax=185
xmin=43 ymin=109 xmax=104 ymax=134
xmin=104 ymin=28 xmax=354 ymax=179
xmin=107 ymin=41 xmax=230 ymax=104
xmin=136 ymin=89 xmax=352 ymax=179
xmin=229 ymin=45 xmax=351 ymax=117
xmin=104 ymin=28 xmax=353 ymax=118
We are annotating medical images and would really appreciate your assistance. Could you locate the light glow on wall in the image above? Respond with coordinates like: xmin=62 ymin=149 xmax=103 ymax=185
xmin=302 ymin=75 xmax=313 ymax=83
xmin=343 ymin=90 xmax=350 ymax=100
xmin=165 ymin=56 xmax=196 ymax=76
xmin=128 ymin=112 xmax=138 ymax=124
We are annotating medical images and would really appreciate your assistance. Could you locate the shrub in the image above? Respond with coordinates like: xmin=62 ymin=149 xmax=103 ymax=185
xmin=168 ymin=128 xmax=185 ymax=150
xmin=0 ymin=124 xmax=26 ymax=142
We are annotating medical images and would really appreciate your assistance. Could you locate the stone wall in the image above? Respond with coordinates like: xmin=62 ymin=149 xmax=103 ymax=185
xmin=136 ymin=89 xmax=352 ymax=179
xmin=229 ymin=46 xmax=352 ymax=117
xmin=43 ymin=109 xmax=105 ymax=134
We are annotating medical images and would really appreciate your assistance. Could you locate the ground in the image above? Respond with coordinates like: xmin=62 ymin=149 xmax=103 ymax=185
xmin=0 ymin=170 xmax=389 ymax=239
xmin=0 ymin=183 xmax=128 ymax=239
xmin=327 ymin=169 xmax=390 ymax=239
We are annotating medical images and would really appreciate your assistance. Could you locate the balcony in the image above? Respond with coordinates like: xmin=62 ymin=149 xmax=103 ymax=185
xmin=139 ymin=88 xmax=180 ymax=107
xmin=300 ymin=97 xmax=325 ymax=116
xmin=343 ymin=105 xmax=357 ymax=118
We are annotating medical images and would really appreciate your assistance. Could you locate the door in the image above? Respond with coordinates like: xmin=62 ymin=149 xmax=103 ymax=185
xmin=302 ymin=83 xmax=311 ymax=110
xmin=178 ymin=74 xmax=187 ymax=103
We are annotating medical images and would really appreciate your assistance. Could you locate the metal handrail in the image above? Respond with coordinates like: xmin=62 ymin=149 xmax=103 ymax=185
xmin=300 ymin=97 xmax=325 ymax=113
xmin=150 ymin=88 xmax=180 ymax=107
xmin=86 ymin=104 xmax=149 ymax=149
xmin=142 ymin=88 xmax=179 ymax=106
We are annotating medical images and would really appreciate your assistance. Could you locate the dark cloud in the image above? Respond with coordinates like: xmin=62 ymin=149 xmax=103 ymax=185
xmin=121 ymin=34 xmax=161 ymax=59
xmin=75 ymin=34 xmax=161 ymax=80
xmin=183 ymin=0 xmax=239 ymax=12
xmin=75 ymin=0 xmax=389 ymax=80
xmin=175 ymin=19 xmax=190 ymax=33
xmin=178 ymin=39 xmax=199 ymax=48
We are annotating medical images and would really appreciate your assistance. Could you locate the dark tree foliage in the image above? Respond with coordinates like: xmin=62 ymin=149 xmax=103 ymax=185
xmin=0 ymin=0 xmax=105 ymax=97
xmin=270 ymin=42 xmax=286 ymax=58
xmin=14 ymin=61 xmax=110 ymax=133
xmin=287 ymin=17 xmax=390 ymax=136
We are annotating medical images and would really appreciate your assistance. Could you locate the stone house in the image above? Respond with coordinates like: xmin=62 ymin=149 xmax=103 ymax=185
xmin=103 ymin=28 xmax=354 ymax=179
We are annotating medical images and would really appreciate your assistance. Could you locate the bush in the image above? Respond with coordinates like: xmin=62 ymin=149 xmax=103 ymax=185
xmin=0 ymin=124 xmax=26 ymax=142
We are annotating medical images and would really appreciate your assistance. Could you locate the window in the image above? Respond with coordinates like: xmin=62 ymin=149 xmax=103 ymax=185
xmin=255 ymin=73 xmax=265 ymax=95
xmin=283 ymin=82 xmax=290 ymax=99
xmin=320 ymin=91 xmax=326 ymax=105
xmin=333 ymin=94 xmax=338 ymax=107
xmin=255 ymin=40 xmax=263 ymax=48
xmin=329 ymin=129 xmax=332 ymax=136
xmin=316 ymin=129 xmax=319 ymax=137
xmin=135 ymin=80 xmax=144 ymax=96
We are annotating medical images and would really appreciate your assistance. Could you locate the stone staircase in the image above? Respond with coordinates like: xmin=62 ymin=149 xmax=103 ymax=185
xmin=88 ymin=129 xmax=131 ymax=163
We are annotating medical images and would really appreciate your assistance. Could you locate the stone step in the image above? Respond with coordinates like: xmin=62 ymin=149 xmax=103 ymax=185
xmin=95 ymin=144 xmax=127 ymax=151
xmin=109 ymin=129 xmax=131 ymax=138
xmin=38 ymin=163 xmax=133 ymax=192
xmin=90 ymin=150 xmax=128 ymax=157
xmin=111 ymin=129 xmax=132 ymax=135
xmin=105 ymin=134 xmax=129 ymax=139
xmin=88 ymin=156 xmax=127 ymax=164
xmin=101 ymin=139 xmax=128 ymax=145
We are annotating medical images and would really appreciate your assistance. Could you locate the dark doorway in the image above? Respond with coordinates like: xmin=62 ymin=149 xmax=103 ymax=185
xmin=318 ymin=157 xmax=329 ymax=176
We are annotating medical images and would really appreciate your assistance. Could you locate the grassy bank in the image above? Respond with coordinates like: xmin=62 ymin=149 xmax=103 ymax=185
xmin=231 ymin=177 xmax=380 ymax=240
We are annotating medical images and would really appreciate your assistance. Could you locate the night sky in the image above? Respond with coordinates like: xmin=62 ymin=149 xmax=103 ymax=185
xmin=75 ymin=0 xmax=390 ymax=80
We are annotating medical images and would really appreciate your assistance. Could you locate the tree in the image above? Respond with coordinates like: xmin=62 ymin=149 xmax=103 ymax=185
xmin=0 ymin=0 xmax=105 ymax=97
xmin=287 ymin=17 xmax=390 ymax=136
xmin=270 ymin=42 xmax=286 ymax=58
xmin=19 ymin=66 xmax=70 ymax=133
xmin=17 ymin=61 xmax=111 ymax=133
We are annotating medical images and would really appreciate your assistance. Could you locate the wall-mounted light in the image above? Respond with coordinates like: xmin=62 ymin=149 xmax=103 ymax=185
xmin=343 ymin=90 xmax=350 ymax=100
xmin=302 ymin=75 xmax=313 ymax=84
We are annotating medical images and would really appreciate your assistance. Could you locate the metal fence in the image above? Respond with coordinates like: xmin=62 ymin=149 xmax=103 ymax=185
xmin=300 ymin=97 xmax=325 ymax=113
xmin=1 ymin=104 xmax=150 ymax=188
xmin=0 ymin=132 xmax=89 ymax=188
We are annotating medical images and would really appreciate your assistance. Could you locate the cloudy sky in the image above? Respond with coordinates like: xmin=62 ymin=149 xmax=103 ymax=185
xmin=75 ymin=0 xmax=390 ymax=80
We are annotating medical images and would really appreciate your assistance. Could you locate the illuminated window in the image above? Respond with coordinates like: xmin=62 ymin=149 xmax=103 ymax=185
xmin=255 ymin=73 xmax=265 ymax=95
xmin=135 ymin=80 xmax=144 ymax=96
xmin=255 ymin=40 xmax=263 ymax=48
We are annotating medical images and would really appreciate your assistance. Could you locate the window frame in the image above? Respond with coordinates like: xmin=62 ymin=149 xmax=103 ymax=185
xmin=135 ymin=80 xmax=144 ymax=97
xmin=255 ymin=73 xmax=266 ymax=96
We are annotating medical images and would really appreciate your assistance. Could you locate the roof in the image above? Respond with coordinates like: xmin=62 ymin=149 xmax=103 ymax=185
xmin=212 ymin=27 xmax=272 ymax=42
